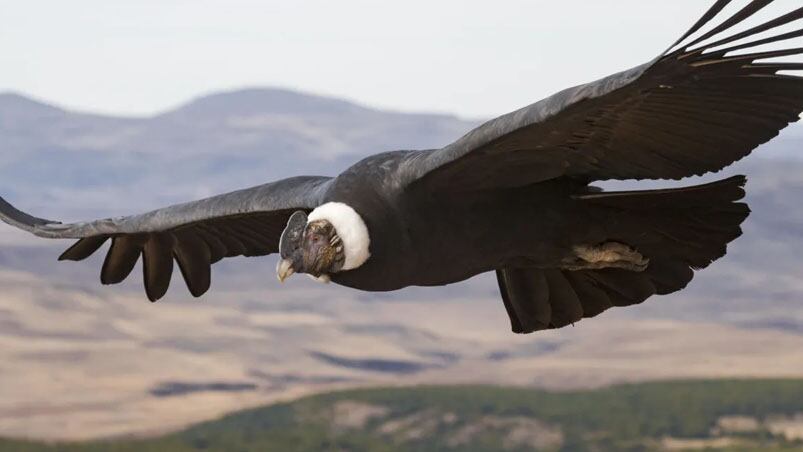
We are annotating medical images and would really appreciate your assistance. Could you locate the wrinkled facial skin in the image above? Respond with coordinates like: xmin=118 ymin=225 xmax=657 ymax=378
xmin=302 ymin=219 xmax=345 ymax=276
xmin=277 ymin=213 xmax=345 ymax=282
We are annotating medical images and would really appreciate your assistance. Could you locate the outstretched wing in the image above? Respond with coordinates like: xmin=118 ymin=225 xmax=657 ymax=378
xmin=405 ymin=1 xmax=803 ymax=191
xmin=0 ymin=176 xmax=331 ymax=301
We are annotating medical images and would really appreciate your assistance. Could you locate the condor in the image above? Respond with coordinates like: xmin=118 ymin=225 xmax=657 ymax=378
xmin=2 ymin=1 xmax=801 ymax=333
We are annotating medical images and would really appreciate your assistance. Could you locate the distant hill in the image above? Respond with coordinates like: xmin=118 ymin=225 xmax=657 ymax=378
xmin=0 ymin=92 xmax=65 ymax=120
xmin=3 ymin=380 xmax=803 ymax=451
xmin=0 ymin=88 xmax=479 ymax=219
xmin=163 ymin=88 xmax=374 ymax=118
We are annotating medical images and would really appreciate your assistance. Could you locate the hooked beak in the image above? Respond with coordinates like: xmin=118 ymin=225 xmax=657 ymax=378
xmin=276 ymin=258 xmax=295 ymax=283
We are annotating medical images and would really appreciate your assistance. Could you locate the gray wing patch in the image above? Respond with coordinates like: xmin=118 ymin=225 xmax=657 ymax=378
xmin=0 ymin=196 xmax=58 ymax=233
xmin=403 ymin=1 xmax=803 ymax=191
xmin=3 ymin=175 xmax=330 ymax=238
xmin=0 ymin=176 xmax=331 ymax=301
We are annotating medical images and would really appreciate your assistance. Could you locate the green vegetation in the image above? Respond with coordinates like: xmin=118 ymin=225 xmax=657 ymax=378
xmin=3 ymin=379 xmax=803 ymax=451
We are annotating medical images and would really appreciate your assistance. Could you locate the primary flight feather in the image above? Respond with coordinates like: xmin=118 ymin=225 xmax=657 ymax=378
xmin=2 ymin=0 xmax=800 ymax=333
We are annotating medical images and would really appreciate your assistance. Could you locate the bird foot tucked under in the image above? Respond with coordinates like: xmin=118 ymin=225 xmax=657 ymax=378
xmin=562 ymin=242 xmax=649 ymax=272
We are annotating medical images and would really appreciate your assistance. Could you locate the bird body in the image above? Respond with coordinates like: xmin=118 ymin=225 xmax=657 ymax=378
xmin=1 ymin=0 xmax=799 ymax=333
xmin=300 ymin=151 xmax=583 ymax=291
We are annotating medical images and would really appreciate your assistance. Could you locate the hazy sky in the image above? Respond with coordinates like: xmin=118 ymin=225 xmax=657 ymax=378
xmin=0 ymin=1 xmax=799 ymax=118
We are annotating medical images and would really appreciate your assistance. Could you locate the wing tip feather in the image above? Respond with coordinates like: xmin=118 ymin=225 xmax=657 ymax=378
xmin=0 ymin=195 xmax=59 ymax=234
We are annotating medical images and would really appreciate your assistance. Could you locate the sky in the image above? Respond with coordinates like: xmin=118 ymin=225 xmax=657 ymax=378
xmin=0 ymin=0 xmax=800 ymax=119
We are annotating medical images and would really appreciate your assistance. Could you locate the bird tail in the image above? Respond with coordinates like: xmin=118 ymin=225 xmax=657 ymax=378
xmin=497 ymin=175 xmax=749 ymax=334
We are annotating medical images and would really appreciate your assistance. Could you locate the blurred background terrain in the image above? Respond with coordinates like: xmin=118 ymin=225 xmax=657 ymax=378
xmin=0 ymin=88 xmax=802 ymax=450
xmin=2 ymin=382 xmax=803 ymax=451
xmin=3 ymin=1 xmax=803 ymax=449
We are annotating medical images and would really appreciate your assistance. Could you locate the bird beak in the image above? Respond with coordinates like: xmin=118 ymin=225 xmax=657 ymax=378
xmin=276 ymin=258 xmax=295 ymax=283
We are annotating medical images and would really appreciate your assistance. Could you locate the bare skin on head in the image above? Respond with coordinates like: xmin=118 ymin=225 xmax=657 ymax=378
xmin=276 ymin=219 xmax=345 ymax=283
xmin=302 ymin=220 xmax=345 ymax=277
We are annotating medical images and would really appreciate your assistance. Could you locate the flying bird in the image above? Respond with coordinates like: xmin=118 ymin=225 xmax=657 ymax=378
xmin=2 ymin=0 xmax=802 ymax=333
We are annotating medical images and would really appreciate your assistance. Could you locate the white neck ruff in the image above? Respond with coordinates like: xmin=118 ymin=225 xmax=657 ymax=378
xmin=307 ymin=202 xmax=370 ymax=271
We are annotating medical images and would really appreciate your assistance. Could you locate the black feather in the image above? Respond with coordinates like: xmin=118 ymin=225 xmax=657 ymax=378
xmin=101 ymin=235 xmax=145 ymax=285
xmin=59 ymin=236 xmax=108 ymax=261
xmin=173 ymin=231 xmax=212 ymax=297
xmin=496 ymin=268 xmax=551 ymax=333
xmin=544 ymin=270 xmax=583 ymax=328
xmin=142 ymin=233 xmax=175 ymax=302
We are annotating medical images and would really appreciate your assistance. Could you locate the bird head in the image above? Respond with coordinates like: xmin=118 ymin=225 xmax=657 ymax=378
xmin=276 ymin=203 xmax=370 ymax=283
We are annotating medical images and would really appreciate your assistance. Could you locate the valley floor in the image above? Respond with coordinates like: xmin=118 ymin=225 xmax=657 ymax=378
xmin=3 ymin=380 xmax=803 ymax=451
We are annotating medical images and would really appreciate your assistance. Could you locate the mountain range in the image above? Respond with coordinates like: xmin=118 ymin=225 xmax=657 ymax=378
xmin=0 ymin=89 xmax=478 ymax=219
